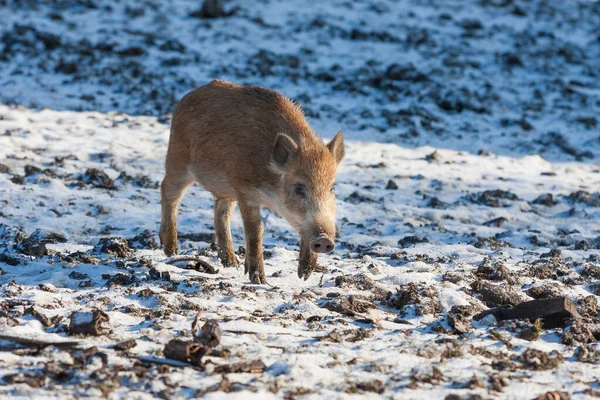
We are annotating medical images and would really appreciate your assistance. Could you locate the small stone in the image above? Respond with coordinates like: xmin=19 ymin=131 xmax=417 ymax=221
xmin=385 ymin=179 xmax=398 ymax=190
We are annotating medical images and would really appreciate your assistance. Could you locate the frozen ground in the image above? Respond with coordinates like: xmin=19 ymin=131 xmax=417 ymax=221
xmin=1 ymin=0 xmax=600 ymax=399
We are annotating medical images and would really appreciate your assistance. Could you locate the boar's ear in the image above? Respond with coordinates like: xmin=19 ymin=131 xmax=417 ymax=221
xmin=327 ymin=131 xmax=345 ymax=164
xmin=272 ymin=134 xmax=298 ymax=170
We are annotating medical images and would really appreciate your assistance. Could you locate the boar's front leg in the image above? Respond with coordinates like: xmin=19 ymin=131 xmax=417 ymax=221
xmin=298 ymin=239 xmax=318 ymax=280
xmin=214 ymin=198 xmax=239 ymax=267
xmin=238 ymin=200 xmax=267 ymax=284
xmin=159 ymin=171 xmax=193 ymax=256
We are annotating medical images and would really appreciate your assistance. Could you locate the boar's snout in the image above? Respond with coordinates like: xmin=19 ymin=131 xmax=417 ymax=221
xmin=311 ymin=236 xmax=335 ymax=253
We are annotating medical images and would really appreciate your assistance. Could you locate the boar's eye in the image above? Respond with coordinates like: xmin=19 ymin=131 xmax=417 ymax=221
xmin=294 ymin=184 xmax=306 ymax=198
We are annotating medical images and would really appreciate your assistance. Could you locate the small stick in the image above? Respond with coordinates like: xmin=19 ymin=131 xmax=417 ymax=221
xmin=138 ymin=355 xmax=196 ymax=368
xmin=163 ymin=257 xmax=220 ymax=274
xmin=0 ymin=333 xmax=81 ymax=348
xmin=163 ymin=256 xmax=205 ymax=264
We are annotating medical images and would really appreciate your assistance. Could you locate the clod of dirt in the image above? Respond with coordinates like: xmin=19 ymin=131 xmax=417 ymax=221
xmin=2 ymin=373 xmax=45 ymax=388
xmin=540 ymin=249 xmax=561 ymax=259
xmin=449 ymin=304 xmax=482 ymax=317
xmin=581 ymin=264 xmax=600 ymax=280
xmin=163 ymin=339 xmax=208 ymax=367
xmin=566 ymin=191 xmax=600 ymax=207
xmin=195 ymin=319 xmax=222 ymax=347
xmin=534 ymin=392 xmax=570 ymax=400
xmin=526 ymin=283 xmax=564 ymax=300
xmin=529 ymin=250 xmax=575 ymax=281
xmin=398 ymin=235 xmax=428 ymax=248
xmin=475 ymin=260 xmax=518 ymax=284
xmin=117 ymin=172 xmax=159 ymax=189
xmin=588 ymin=283 xmax=600 ymax=296
xmin=190 ymin=0 xmax=236 ymax=19
xmin=561 ymin=319 xmax=597 ymax=345
xmin=384 ymin=283 xmax=441 ymax=316
xmin=127 ymin=230 xmax=158 ymax=250
xmin=385 ymin=179 xmax=398 ymax=190
xmin=518 ymin=349 xmax=562 ymax=371
xmin=578 ymin=296 xmax=598 ymax=317
xmin=0 ymin=253 xmax=20 ymax=266
xmin=474 ymin=236 xmax=512 ymax=250
xmin=334 ymin=273 xmax=389 ymax=300
xmin=104 ymin=273 xmax=134 ymax=286
xmin=320 ymin=329 xmax=343 ymax=343
xmin=320 ymin=295 xmax=375 ymax=316
xmin=82 ymin=168 xmax=115 ymax=190
xmin=194 ymin=376 xmax=235 ymax=396
xmin=214 ymin=360 xmax=266 ymax=374
xmin=532 ymin=193 xmax=556 ymax=207
xmin=541 ymin=132 xmax=593 ymax=161
xmin=10 ymin=175 xmax=24 ymax=184
xmin=356 ymin=379 xmax=385 ymax=394
xmin=69 ymin=310 xmax=110 ymax=336
xmin=384 ymin=63 xmax=428 ymax=82
xmin=17 ymin=229 xmax=67 ymax=256
xmin=502 ymin=52 xmax=524 ymax=68
xmin=64 ymin=251 xmax=100 ymax=265
xmin=427 ymin=197 xmax=446 ymax=209
xmin=117 ymin=47 xmax=145 ymax=57
xmin=489 ymin=374 xmax=509 ymax=392
xmin=410 ymin=366 xmax=443 ymax=386
xmin=113 ymin=339 xmax=137 ymax=351
xmin=68 ymin=271 xmax=89 ymax=280
xmin=23 ymin=165 xmax=41 ymax=176
xmin=448 ymin=313 xmax=471 ymax=334
xmin=39 ymin=283 xmax=58 ymax=293
xmin=467 ymin=190 xmax=520 ymax=207
xmin=345 ymin=327 xmax=373 ymax=342
xmin=575 ymin=344 xmax=600 ymax=363
xmin=0 ymin=164 xmax=10 ymax=174
xmin=345 ymin=191 xmax=377 ymax=204
xmin=473 ymin=282 xmax=527 ymax=307
xmin=95 ymin=237 xmax=134 ymax=258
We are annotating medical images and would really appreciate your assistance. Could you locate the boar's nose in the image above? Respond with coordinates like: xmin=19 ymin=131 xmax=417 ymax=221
xmin=311 ymin=237 xmax=335 ymax=253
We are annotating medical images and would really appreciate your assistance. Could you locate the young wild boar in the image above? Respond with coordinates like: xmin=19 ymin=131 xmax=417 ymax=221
xmin=159 ymin=80 xmax=344 ymax=284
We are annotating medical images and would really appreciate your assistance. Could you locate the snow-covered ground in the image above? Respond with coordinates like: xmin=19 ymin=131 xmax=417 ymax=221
xmin=1 ymin=0 xmax=599 ymax=399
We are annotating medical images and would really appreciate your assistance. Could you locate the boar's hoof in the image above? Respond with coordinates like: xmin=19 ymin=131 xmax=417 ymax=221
xmin=298 ymin=264 xmax=325 ymax=280
xmin=246 ymin=265 xmax=267 ymax=284
xmin=218 ymin=251 xmax=240 ymax=268
xmin=298 ymin=265 xmax=314 ymax=280
xmin=163 ymin=243 xmax=178 ymax=257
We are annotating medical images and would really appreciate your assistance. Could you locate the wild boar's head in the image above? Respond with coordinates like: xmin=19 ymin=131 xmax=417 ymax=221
xmin=270 ymin=131 xmax=344 ymax=253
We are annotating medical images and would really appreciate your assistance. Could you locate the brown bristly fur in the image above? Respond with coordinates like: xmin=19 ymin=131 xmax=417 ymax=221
xmin=160 ymin=80 xmax=344 ymax=283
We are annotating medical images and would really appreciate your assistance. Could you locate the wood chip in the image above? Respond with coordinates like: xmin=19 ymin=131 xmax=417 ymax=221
xmin=474 ymin=297 xmax=580 ymax=328
xmin=163 ymin=339 xmax=208 ymax=367
xmin=69 ymin=310 xmax=110 ymax=336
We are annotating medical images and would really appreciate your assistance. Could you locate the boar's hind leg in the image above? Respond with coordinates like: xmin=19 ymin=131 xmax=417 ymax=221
xmin=298 ymin=239 xmax=318 ymax=280
xmin=159 ymin=172 xmax=193 ymax=257
xmin=214 ymin=198 xmax=239 ymax=267
xmin=238 ymin=200 xmax=267 ymax=284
